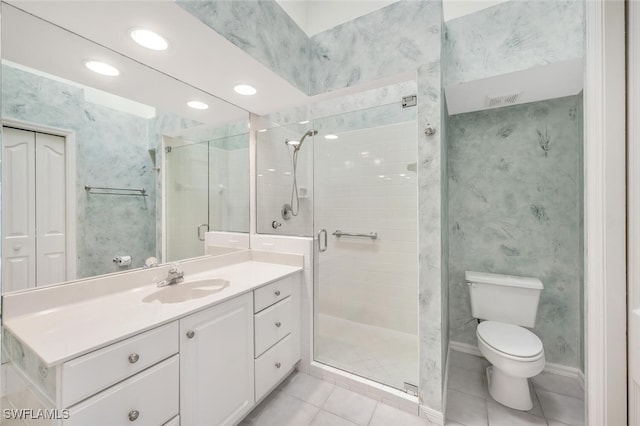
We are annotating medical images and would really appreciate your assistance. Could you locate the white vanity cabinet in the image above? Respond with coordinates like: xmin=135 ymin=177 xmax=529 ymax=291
xmin=60 ymin=322 xmax=180 ymax=426
xmin=179 ymin=292 xmax=255 ymax=426
xmin=4 ymin=264 xmax=302 ymax=426
xmin=253 ymin=275 xmax=301 ymax=402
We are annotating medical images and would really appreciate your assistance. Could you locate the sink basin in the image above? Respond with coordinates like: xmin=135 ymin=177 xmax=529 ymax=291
xmin=142 ymin=279 xmax=230 ymax=304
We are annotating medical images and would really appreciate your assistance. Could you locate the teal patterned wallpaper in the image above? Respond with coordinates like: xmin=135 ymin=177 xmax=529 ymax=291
xmin=447 ymin=95 xmax=583 ymax=368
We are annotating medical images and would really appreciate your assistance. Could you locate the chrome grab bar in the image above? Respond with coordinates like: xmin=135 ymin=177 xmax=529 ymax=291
xmin=332 ymin=230 xmax=378 ymax=240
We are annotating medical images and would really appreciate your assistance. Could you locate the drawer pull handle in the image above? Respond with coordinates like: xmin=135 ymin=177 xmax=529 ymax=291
xmin=275 ymin=290 xmax=281 ymax=296
xmin=186 ymin=330 xmax=195 ymax=339
xmin=128 ymin=410 xmax=140 ymax=421
xmin=275 ymin=321 xmax=282 ymax=328
xmin=128 ymin=353 xmax=140 ymax=364
xmin=275 ymin=362 xmax=282 ymax=369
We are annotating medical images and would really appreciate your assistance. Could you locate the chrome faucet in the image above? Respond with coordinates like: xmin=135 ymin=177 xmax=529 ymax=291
xmin=157 ymin=263 xmax=184 ymax=287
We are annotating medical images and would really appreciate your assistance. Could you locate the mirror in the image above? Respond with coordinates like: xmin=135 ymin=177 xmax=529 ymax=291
xmin=1 ymin=3 xmax=250 ymax=292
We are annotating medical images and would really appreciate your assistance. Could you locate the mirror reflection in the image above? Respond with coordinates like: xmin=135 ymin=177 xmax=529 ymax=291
xmin=1 ymin=3 xmax=250 ymax=292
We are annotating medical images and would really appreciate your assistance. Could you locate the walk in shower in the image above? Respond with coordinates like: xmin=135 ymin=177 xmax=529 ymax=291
xmin=257 ymin=100 xmax=419 ymax=392
xmin=165 ymin=133 xmax=249 ymax=261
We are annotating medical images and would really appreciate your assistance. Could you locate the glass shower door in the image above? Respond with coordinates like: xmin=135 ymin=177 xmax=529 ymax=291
xmin=165 ymin=141 xmax=209 ymax=261
xmin=313 ymin=103 xmax=419 ymax=392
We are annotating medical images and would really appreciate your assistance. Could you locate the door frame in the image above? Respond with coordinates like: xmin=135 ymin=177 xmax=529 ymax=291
xmin=628 ymin=0 xmax=640 ymax=424
xmin=2 ymin=118 xmax=77 ymax=283
xmin=584 ymin=1 xmax=627 ymax=424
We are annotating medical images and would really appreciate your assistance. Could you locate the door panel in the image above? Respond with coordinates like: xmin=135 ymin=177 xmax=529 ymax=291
xmin=2 ymin=127 xmax=36 ymax=291
xmin=36 ymin=132 xmax=67 ymax=286
xmin=312 ymin=105 xmax=419 ymax=392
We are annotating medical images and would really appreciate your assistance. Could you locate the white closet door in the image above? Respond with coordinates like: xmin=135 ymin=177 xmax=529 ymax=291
xmin=35 ymin=132 xmax=67 ymax=286
xmin=2 ymin=127 xmax=37 ymax=292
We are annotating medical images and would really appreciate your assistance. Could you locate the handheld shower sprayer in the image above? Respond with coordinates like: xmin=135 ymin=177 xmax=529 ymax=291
xmin=282 ymin=129 xmax=317 ymax=220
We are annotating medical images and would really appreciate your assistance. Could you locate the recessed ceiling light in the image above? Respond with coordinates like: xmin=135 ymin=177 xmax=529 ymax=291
xmin=187 ymin=101 xmax=209 ymax=110
xmin=324 ymin=134 xmax=338 ymax=140
xmin=298 ymin=120 xmax=310 ymax=124
xmin=234 ymin=84 xmax=257 ymax=96
xmin=130 ymin=28 xmax=169 ymax=51
xmin=85 ymin=60 xmax=119 ymax=76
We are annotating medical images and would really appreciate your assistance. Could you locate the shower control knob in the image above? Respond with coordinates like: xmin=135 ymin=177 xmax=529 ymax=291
xmin=128 ymin=353 xmax=140 ymax=364
xmin=128 ymin=410 xmax=139 ymax=421
xmin=275 ymin=322 xmax=282 ymax=328
xmin=186 ymin=330 xmax=195 ymax=339
xmin=272 ymin=220 xmax=282 ymax=229
xmin=275 ymin=290 xmax=281 ymax=296
xmin=275 ymin=362 xmax=282 ymax=369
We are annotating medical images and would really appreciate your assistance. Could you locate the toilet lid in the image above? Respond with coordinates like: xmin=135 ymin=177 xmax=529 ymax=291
xmin=477 ymin=321 xmax=543 ymax=358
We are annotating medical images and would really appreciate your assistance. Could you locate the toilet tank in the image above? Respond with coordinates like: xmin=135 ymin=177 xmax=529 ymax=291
xmin=466 ymin=271 xmax=543 ymax=327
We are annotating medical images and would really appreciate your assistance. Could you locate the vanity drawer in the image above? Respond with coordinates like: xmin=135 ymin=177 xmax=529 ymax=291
xmin=254 ymin=296 xmax=294 ymax=357
xmin=64 ymin=355 xmax=179 ymax=426
xmin=61 ymin=322 xmax=178 ymax=407
xmin=254 ymin=333 xmax=298 ymax=401
xmin=254 ymin=274 xmax=296 ymax=313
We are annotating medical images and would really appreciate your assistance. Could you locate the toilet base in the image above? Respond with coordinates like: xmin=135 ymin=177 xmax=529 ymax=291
xmin=486 ymin=366 xmax=533 ymax=411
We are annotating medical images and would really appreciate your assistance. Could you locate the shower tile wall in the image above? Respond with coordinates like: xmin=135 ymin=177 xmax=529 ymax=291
xmin=442 ymin=0 xmax=584 ymax=86
xmin=2 ymin=64 xmax=157 ymax=278
xmin=315 ymin=122 xmax=418 ymax=334
xmin=209 ymin=136 xmax=250 ymax=233
xmin=447 ymin=95 xmax=583 ymax=368
xmin=256 ymin=125 xmax=314 ymax=237
xmin=314 ymin=120 xmax=417 ymax=390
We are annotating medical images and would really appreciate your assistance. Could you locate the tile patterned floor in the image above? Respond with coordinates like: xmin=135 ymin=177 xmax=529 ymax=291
xmin=241 ymin=371 xmax=428 ymax=426
xmin=445 ymin=350 xmax=586 ymax=426
xmin=315 ymin=314 xmax=419 ymax=391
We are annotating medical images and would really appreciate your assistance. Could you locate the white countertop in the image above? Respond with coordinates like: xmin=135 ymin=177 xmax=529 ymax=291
xmin=3 ymin=256 xmax=302 ymax=366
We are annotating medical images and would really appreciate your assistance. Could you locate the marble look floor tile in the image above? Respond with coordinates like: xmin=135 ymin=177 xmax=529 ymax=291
xmin=444 ymin=421 xmax=466 ymax=426
xmin=537 ymin=390 xmax=585 ymax=426
xmin=368 ymin=403 xmax=428 ymax=426
xmin=446 ymin=389 xmax=488 ymax=426
xmin=448 ymin=365 xmax=490 ymax=399
xmin=322 ymin=387 xmax=377 ymax=426
xmin=547 ymin=421 xmax=573 ymax=426
xmin=280 ymin=372 xmax=336 ymax=407
xmin=486 ymin=400 xmax=547 ymax=426
xmin=527 ymin=380 xmax=545 ymax=418
xmin=310 ymin=410 xmax=359 ymax=426
xmin=243 ymin=391 xmax=320 ymax=426
xmin=449 ymin=350 xmax=490 ymax=374
xmin=531 ymin=372 xmax=584 ymax=400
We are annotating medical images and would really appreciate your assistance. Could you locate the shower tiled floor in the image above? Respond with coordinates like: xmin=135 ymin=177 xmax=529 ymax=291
xmin=446 ymin=350 xmax=585 ymax=426
xmin=241 ymin=371 xmax=427 ymax=426
xmin=315 ymin=314 xmax=419 ymax=392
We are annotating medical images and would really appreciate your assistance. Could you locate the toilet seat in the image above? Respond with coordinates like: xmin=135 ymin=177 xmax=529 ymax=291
xmin=477 ymin=321 xmax=543 ymax=359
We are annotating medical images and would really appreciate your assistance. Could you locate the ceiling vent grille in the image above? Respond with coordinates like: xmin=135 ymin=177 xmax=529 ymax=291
xmin=486 ymin=92 xmax=521 ymax=108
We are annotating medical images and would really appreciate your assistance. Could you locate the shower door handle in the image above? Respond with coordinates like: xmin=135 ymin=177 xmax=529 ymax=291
xmin=318 ymin=229 xmax=328 ymax=253
xmin=197 ymin=223 xmax=209 ymax=241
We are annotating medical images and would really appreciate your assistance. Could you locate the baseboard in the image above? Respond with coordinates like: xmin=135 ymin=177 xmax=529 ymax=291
xmin=442 ymin=344 xmax=451 ymax=416
xmin=449 ymin=340 xmax=585 ymax=384
xmin=419 ymin=404 xmax=445 ymax=426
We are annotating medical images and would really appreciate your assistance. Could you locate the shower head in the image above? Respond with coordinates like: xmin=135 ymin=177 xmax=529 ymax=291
xmin=285 ymin=129 xmax=317 ymax=151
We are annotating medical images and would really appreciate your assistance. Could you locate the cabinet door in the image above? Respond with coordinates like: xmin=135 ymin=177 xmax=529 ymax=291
xmin=180 ymin=293 xmax=254 ymax=426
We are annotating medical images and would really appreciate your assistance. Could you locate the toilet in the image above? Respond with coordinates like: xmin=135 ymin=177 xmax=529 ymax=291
xmin=466 ymin=270 xmax=545 ymax=411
